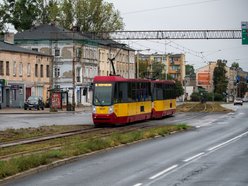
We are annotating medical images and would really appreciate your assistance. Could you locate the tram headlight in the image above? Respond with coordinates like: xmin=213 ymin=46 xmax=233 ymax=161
xmin=92 ymin=106 xmax=96 ymax=114
xmin=108 ymin=106 xmax=114 ymax=114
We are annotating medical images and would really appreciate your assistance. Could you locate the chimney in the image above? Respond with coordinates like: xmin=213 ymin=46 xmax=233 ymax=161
xmin=4 ymin=32 xmax=14 ymax=44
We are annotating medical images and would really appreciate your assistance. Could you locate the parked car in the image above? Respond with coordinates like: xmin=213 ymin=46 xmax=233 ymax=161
xmin=233 ymin=97 xmax=243 ymax=106
xmin=24 ymin=96 xmax=45 ymax=110
xmin=242 ymin=97 xmax=248 ymax=102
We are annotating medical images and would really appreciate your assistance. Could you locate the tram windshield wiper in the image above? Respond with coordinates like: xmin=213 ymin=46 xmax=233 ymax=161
xmin=94 ymin=95 xmax=103 ymax=106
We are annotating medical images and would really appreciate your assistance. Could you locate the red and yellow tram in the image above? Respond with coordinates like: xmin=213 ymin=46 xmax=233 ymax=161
xmin=92 ymin=76 xmax=176 ymax=126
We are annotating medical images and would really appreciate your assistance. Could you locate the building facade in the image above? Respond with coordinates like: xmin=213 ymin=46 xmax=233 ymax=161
xmin=167 ymin=54 xmax=186 ymax=83
xmin=196 ymin=61 xmax=217 ymax=92
xmin=98 ymin=43 xmax=135 ymax=78
xmin=15 ymin=24 xmax=99 ymax=106
xmin=14 ymin=24 xmax=136 ymax=106
xmin=0 ymin=40 xmax=53 ymax=108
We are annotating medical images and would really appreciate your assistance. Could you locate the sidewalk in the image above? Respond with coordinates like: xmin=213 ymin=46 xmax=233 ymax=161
xmin=0 ymin=106 xmax=92 ymax=114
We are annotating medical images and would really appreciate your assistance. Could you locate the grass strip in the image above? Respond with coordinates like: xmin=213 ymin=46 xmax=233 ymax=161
xmin=0 ymin=124 xmax=189 ymax=180
xmin=0 ymin=125 xmax=85 ymax=143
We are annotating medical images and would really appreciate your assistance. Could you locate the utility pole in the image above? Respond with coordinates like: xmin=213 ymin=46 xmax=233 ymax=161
xmin=72 ymin=32 xmax=76 ymax=111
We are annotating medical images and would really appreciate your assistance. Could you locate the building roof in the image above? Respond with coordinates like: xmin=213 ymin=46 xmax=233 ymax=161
xmin=15 ymin=23 xmax=88 ymax=41
xmin=0 ymin=41 xmax=52 ymax=57
xmin=14 ymin=23 xmax=134 ymax=51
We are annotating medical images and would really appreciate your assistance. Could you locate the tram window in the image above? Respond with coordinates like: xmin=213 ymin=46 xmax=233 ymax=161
xmin=118 ymin=82 xmax=128 ymax=102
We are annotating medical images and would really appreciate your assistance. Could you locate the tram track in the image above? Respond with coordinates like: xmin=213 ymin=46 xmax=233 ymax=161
xmin=0 ymin=124 xmax=154 ymax=161
xmin=0 ymin=103 xmax=227 ymax=161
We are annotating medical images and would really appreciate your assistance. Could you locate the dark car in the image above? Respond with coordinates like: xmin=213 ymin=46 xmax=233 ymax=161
xmin=24 ymin=96 xmax=45 ymax=110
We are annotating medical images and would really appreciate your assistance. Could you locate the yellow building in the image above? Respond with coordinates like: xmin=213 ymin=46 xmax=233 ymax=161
xmin=0 ymin=36 xmax=53 ymax=108
xmin=167 ymin=54 xmax=186 ymax=83
xmin=98 ymin=42 xmax=135 ymax=78
xmin=136 ymin=53 xmax=185 ymax=82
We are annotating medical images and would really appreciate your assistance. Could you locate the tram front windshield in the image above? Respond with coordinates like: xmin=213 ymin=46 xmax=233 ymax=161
xmin=93 ymin=83 xmax=113 ymax=106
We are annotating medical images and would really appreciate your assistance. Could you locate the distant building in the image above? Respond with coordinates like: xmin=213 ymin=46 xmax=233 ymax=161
xmin=167 ymin=54 xmax=185 ymax=83
xmin=136 ymin=53 xmax=185 ymax=84
xmin=196 ymin=61 xmax=217 ymax=92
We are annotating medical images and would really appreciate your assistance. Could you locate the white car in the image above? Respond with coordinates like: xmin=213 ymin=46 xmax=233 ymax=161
xmin=234 ymin=98 xmax=243 ymax=105
xmin=242 ymin=97 xmax=248 ymax=102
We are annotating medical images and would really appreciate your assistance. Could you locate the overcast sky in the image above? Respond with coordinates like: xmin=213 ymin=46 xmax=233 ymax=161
xmin=106 ymin=0 xmax=248 ymax=71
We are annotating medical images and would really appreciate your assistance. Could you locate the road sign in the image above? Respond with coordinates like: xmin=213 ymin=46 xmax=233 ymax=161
xmin=241 ymin=22 xmax=248 ymax=45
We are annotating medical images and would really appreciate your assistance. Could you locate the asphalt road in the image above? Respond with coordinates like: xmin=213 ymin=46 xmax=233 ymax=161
xmin=4 ymin=103 xmax=248 ymax=186
xmin=0 ymin=112 xmax=93 ymax=130
xmin=0 ymin=103 xmax=238 ymax=130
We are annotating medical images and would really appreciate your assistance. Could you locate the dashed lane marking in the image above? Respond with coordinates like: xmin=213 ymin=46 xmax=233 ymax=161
xmin=149 ymin=164 xmax=178 ymax=180
xmin=208 ymin=131 xmax=248 ymax=151
xmin=183 ymin=152 xmax=205 ymax=162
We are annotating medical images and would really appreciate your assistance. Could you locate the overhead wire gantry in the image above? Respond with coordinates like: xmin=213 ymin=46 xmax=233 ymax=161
xmin=90 ymin=30 xmax=242 ymax=40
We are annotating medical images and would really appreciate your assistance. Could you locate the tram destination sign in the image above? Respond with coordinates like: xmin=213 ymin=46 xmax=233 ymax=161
xmin=242 ymin=21 xmax=248 ymax=45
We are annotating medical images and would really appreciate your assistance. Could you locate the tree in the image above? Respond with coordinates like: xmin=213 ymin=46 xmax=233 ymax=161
xmin=139 ymin=60 xmax=149 ymax=79
xmin=213 ymin=59 xmax=228 ymax=95
xmin=59 ymin=0 xmax=74 ymax=29
xmin=231 ymin=62 xmax=239 ymax=69
xmin=74 ymin=0 xmax=124 ymax=32
xmin=175 ymin=80 xmax=184 ymax=97
xmin=0 ymin=0 xmax=43 ymax=32
xmin=151 ymin=62 xmax=166 ymax=80
xmin=0 ymin=0 xmax=124 ymax=33
xmin=43 ymin=0 xmax=60 ymax=24
xmin=185 ymin=64 xmax=195 ymax=77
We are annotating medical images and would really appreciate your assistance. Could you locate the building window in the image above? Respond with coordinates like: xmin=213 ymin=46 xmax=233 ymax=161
xmin=76 ymin=48 xmax=82 ymax=58
xmin=0 ymin=61 xmax=3 ymax=75
xmin=35 ymin=64 xmax=38 ymax=77
xmin=27 ymin=63 xmax=31 ymax=76
xmin=76 ymin=67 xmax=81 ymax=82
xmin=32 ymin=48 xmax=38 ymax=52
xmin=55 ymin=48 xmax=60 ymax=56
xmin=19 ymin=62 xmax=23 ymax=76
xmin=40 ymin=64 xmax=43 ymax=77
xmin=55 ymin=67 xmax=60 ymax=77
xmin=13 ymin=61 xmax=17 ymax=76
xmin=6 ymin=61 xmax=9 ymax=76
xmin=46 ymin=65 xmax=50 ymax=77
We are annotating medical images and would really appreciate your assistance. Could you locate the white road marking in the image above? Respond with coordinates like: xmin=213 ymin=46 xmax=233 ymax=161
xmin=149 ymin=164 xmax=178 ymax=180
xmin=183 ymin=152 xmax=205 ymax=162
xmin=208 ymin=131 xmax=248 ymax=151
xmin=133 ymin=183 xmax=143 ymax=186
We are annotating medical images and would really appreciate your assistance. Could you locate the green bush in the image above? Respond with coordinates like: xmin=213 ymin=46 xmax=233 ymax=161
xmin=190 ymin=92 xmax=200 ymax=101
xmin=214 ymin=93 xmax=224 ymax=101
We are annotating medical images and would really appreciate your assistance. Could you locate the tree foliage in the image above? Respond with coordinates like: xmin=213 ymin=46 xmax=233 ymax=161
xmin=231 ymin=62 xmax=239 ymax=69
xmin=0 ymin=0 xmax=124 ymax=33
xmin=175 ymin=80 xmax=184 ymax=97
xmin=1 ymin=0 xmax=43 ymax=32
xmin=213 ymin=59 xmax=228 ymax=95
xmin=73 ymin=0 xmax=124 ymax=32
xmin=185 ymin=64 xmax=195 ymax=77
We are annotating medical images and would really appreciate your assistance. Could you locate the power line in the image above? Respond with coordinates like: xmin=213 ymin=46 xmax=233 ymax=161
xmin=122 ymin=0 xmax=222 ymax=15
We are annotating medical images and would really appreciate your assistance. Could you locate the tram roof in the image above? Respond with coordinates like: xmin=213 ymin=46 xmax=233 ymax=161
xmin=93 ymin=76 xmax=150 ymax=83
xmin=93 ymin=76 xmax=175 ymax=84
